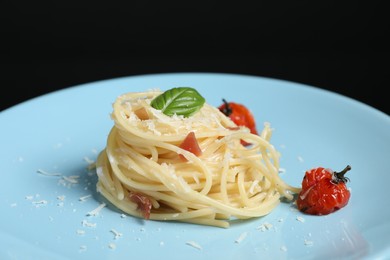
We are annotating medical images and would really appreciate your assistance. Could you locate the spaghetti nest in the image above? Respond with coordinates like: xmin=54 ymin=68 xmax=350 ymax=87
xmin=96 ymin=90 xmax=299 ymax=228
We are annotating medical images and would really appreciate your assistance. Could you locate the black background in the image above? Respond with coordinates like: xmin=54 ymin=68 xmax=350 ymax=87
xmin=1 ymin=1 xmax=389 ymax=115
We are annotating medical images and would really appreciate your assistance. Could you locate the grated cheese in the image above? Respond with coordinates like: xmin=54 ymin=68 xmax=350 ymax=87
xmin=62 ymin=175 xmax=79 ymax=184
xmin=83 ymin=156 xmax=95 ymax=164
xmin=296 ymin=216 xmax=305 ymax=223
xmin=249 ymin=180 xmax=259 ymax=194
xmin=86 ymin=203 xmax=106 ymax=216
xmin=84 ymin=157 xmax=96 ymax=170
xmin=110 ymin=229 xmax=123 ymax=240
xmin=304 ymin=239 xmax=314 ymax=246
xmin=256 ymin=222 xmax=273 ymax=232
xmin=186 ymin=241 xmax=202 ymax=250
xmin=79 ymin=195 xmax=92 ymax=202
xmin=82 ymin=220 xmax=97 ymax=228
xmin=235 ymin=231 xmax=248 ymax=243
xmin=37 ymin=169 xmax=62 ymax=176
xmin=178 ymin=176 xmax=191 ymax=193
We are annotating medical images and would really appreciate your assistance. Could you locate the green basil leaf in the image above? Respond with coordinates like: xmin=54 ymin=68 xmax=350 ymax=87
xmin=150 ymin=87 xmax=205 ymax=117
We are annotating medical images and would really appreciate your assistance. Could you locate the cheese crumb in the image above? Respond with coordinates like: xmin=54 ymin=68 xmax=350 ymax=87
xmin=82 ymin=220 xmax=97 ymax=228
xmin=110 ymin=229 xmax=123 ymax=240
xmin=256 ymin=222 xmax=273 ymax=231
xmin=84 ymin=157 xmax=96 ymax=170
xmin=79 ymin=195 xmax=92 ymax=202
xmin=83 ymin=156 xmax=95 ymax=164
xmin=37 ymin=169 xmax=62 ymax=176
xmin=108 ymin=243 xmax=116 ymax=250
xmin=186 ymin=241 xmax=202 ymax=250
xmin=235 ymin=232 xmax=248 ymax=243
xmin=86 ymin=203 xmax=106 ymax=216
xmin=62 ymin=175 xmax=79 ymax=184
xmin=296 ymin=216 xmax=305 ymax=223
xmin=249 ymin=180 xmax=259 ymax=194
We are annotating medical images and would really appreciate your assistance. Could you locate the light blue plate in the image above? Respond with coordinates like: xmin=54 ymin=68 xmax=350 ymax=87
xmin=1 ymin=73 xmax=389 ymax=260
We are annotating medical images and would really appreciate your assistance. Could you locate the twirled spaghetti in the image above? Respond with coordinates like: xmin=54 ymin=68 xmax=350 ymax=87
xmin=96 ymin=89 xmax=299 ymax=228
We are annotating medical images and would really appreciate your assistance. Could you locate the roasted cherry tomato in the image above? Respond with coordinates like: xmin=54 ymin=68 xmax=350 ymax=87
xmin=218 ymin=99 xmax=258 ymax=136
xmin=297 ymin=165 xmax=352 ymax=215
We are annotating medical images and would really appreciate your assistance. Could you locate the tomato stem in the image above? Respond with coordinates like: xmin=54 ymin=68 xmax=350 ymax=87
xmin=333 ymin=165 xmax=351 ymax=183
xmin=221 ymin=99 xmax=232 ymax=116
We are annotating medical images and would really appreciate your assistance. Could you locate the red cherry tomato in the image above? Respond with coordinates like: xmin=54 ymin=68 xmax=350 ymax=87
xmin=218 ymin=99 xmax=258 ymax=136
xmin=297 ymin=165 xmax=352 ymax=215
